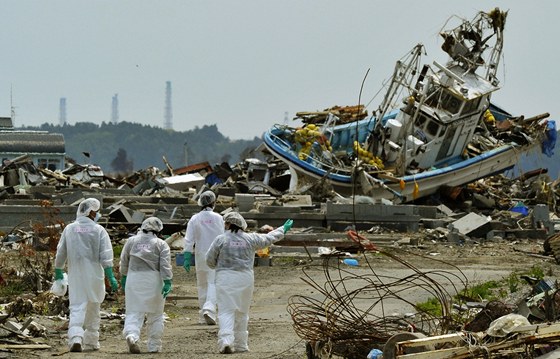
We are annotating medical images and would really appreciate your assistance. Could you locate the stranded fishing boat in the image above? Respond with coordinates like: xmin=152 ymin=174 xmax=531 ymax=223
xmin=263 ymin=8 xmax=556 ymax=203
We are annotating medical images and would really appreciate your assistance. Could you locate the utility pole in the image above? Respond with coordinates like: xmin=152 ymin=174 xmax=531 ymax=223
xmin=164 ymin=81 xmax=173 ymax=130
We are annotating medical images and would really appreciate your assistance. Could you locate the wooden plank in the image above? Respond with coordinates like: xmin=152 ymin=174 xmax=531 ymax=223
xmin=165 ymin=295 xmax=198 ymax=301
xmin=398 ymin=332 xmax=473 ymax=348
xmin=510 ymin=322 xmax=560 ymax=334
xmin=396 ymin=324 xmax=560 ymax=358
xmin=0 ymin=344 xmax=50 ymax=349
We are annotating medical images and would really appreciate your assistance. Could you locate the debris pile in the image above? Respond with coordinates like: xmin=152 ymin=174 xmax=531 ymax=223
xmin=1 ymin=132 xmax=560 ymax=358
xmin=295 ymin=105 xmax=368 ymax=125
xmin=291 ymin=231 xmax=560 ymax=359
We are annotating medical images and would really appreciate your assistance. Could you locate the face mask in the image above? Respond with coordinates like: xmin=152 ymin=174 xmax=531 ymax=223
xmin=94 ymin=212 xmax=101 ymax=222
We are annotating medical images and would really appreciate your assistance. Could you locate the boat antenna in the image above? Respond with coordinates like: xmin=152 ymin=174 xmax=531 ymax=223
xmin=10 ymin=85 xmax=16 ymax=127
xmin=352 ymin=68 xmax=370 ymax=226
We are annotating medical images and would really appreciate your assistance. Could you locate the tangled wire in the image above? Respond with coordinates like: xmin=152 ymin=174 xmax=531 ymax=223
xmin=287 ymin=231 xmax=470 ymax=358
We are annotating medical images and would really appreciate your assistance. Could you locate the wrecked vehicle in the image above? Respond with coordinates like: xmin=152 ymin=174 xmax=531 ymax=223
xmin=263 ymin=8 xmax=556 ymax=203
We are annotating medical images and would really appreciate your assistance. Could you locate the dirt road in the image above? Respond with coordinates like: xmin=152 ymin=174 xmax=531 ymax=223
xmin=22 ymin=239 xmax=556 ymax=358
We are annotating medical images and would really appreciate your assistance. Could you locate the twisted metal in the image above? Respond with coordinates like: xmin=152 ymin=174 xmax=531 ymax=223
xmin=287 ymin=231 xmax=469 ymax=358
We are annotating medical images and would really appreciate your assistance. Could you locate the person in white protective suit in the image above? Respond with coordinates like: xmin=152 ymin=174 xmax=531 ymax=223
xmin=120 ymin=217 xmax=173 ymax=354
xmin=206 ymin=212 xmax=293 ymax=354
xmin=54 ymin=198 xmax=118 ymax=352
xmin=183 ymin=190 xmax=224 ymax=325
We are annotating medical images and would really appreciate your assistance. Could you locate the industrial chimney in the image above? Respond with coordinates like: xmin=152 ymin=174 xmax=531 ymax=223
xmin=164 ymin=81 xmax=173 ymax=130
xmin=59 ymin=98 xmax=67 ymax=125
xmin=111 ymin=94 xmax=119 ymax=124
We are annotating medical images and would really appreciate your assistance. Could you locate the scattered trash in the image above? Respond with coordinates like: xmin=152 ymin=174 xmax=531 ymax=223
xmin=366 ymin=348 xmax=383 ymax=359
xmin=342 ymin=258 xmax=358 ymax=266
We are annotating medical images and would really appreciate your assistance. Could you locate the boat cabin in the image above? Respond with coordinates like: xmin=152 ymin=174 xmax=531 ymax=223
xmin=384 ymin=63 xmax=500 ymax=172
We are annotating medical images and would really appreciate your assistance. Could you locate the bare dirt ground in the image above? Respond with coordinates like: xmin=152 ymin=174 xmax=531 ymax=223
xmin=12 ymin=238 xmax=558 ymax=359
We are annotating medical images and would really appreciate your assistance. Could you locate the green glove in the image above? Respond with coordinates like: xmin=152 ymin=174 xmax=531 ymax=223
xmin=54 ymin=268 xmax=64 ymax=281
xmin=183 ymin=252 xmax=192 ymax=272
xmin=104 ymin=267 xmax=118 ymax=292
xmin=162 ymin=279 xmax=172 ymax=298
xmin=283 ymin=219 xmax=293 ymax=233
xmin=121 ymin=275 xmax=127 ymax=291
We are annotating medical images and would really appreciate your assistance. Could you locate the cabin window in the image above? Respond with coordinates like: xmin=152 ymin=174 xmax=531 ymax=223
xmin=440 ymin=91 xmax=462 ymax=114
xmin=415 ymin=114 xmax=427 ymax=128
xmin=424 ymin=83 xmax=441 ymax=108
xmin=425 ymin=119 xmax=440 ymax=137
xmin=436 ymin=125 xmax=460 ymax=161
xmin=461 ymin=97 xmax=481 ymax=115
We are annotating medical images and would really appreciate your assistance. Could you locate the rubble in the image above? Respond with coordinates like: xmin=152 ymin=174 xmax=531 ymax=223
xmin=1 ymin=143 xmax=560 ymax=357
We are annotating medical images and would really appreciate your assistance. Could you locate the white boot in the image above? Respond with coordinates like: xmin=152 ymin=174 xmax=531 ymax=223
xmin=126 ymin=335 xmax=140 ymax=354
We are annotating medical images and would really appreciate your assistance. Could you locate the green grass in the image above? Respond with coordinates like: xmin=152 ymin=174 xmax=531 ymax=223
xmin=416 ymin=264 xmax=553 ymax=323
xmin=415 ymin=297 xmax=442 ymax=316
xmin=461 ymin=280 xmax=501 ymax=301
xmin=525 ymin=265 xmax=545 ymax=280
xmin=0 ymin=281 xmax=28 ymax=298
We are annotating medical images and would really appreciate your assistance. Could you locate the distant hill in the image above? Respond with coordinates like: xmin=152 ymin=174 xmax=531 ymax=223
xmin=20 ymin=122 xmax=264 ymax=175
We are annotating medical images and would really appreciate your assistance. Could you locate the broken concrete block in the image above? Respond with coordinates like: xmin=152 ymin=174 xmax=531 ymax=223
xmin=235 ymin=194 xmax=275 ymax=212
xmin=281 ymin=194 xmax=312 ymax=207
xmin=56 ymin=190 xmax=84 ymax=205
xmin=261 ymin=206 xmax=301 ymax=214
xmin=450 ymin=212 xmax=491 ymax=236
xmin=235 ymin=193 xmax=256 ymax=212
xmin=447 ymin=229 xmax=466 ymax=244
xmin=5 ymin=320 xmax=29 ymax=336
xmin=533 ymin=204 xmax=554 ymax=234
xmin=421 ymin=218 xmax=450 ymax=229
xmin=472 ymin=193 xmax=496 ymax=209
xmin=162 ymin=173 xmax=205 ymax=192
xmin=437 ymin=204 xmax=454 ymax=216
xmin=108 ymin=204 xmax=145 ymax=223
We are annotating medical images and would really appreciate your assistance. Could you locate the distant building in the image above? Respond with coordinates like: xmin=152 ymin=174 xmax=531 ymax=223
xmin=0 ymin=117 xmax=65 ymax=170
xmin=0 ymin=117 xmax=12 ymax=130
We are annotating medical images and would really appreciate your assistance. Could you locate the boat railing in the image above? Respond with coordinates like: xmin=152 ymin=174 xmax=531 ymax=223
xmin=267 ymin=125 xmax=296 ymax=151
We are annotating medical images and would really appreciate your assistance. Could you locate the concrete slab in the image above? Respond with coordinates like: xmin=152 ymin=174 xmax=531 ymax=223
xmin=451 ymin=212 xmax=491 ymax=236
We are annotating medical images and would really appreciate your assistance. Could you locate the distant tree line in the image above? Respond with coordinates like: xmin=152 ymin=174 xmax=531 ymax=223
xmin=21 ymin=122 xmax=265 ymax=175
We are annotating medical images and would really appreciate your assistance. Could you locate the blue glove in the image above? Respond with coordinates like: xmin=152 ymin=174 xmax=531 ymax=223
xmin=121 ymin=275 xmax=127 ymax=291
xmin=283 ymin=219 xmax=293 ymax=233
xmin=54 ymin=268 xmax=64 ymax=281
xmin=183 ymin=252 xmax=192 ymax=273
xmin=162 ymin=279 xmax=172 ymax=298
xmin=104 ymin=267 xmax=118 ymax=292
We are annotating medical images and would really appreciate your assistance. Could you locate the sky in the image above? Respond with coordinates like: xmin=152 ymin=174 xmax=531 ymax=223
xmin=1 ymin=1 xmax=558 ymax=140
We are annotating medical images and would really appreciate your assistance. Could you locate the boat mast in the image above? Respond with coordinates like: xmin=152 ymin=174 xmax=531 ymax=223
xmin=440 ymin=8 xmax=507 ymax=85
xmin=368 ymin=44 xmax=424 ymax=156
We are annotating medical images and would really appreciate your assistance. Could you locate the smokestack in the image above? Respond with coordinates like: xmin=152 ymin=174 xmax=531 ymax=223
xmin=164 ymin=81 xmax=173 ymax=130
xmin=111 ymin=94 xmax=119 ymax=124
xmin=59 ymin=98 xmax=67 ymax=125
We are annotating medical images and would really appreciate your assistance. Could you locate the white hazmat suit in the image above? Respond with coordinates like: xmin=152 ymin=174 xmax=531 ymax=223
xmin=120 ymin=217 xmax=172 ymax=353
xmin=54 ymin=198 xmax=114 ymax=351
xmin=205 ymin=212 xmax=286 ymax=353
xmin=184 ymin=191 xmax=224 ymax=324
